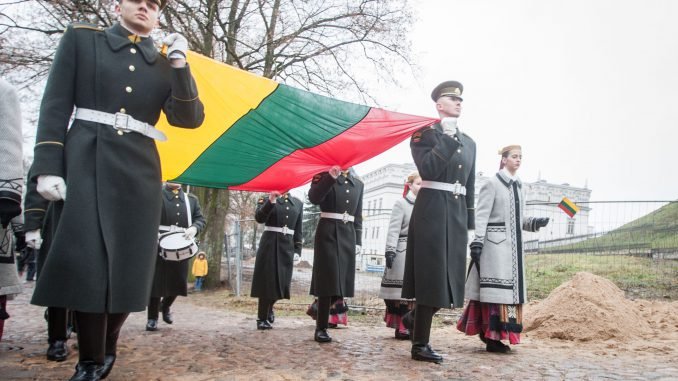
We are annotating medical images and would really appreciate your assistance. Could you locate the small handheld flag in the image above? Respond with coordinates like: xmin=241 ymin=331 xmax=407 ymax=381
xmin=558 ymin=197 xmax=579 ymax=218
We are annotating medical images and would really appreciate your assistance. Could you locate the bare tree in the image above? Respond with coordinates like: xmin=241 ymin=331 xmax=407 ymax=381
xmin=0 ymin=0 xmax=415 ymax=289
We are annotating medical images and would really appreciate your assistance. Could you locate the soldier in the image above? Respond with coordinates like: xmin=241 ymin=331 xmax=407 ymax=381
xmin=29 ymin=0 xmax=205 ymax=379
xmin=146 ymin=182 xmax=206 ymax=331
xmin=308 ymin=166 xmax=363 ymax=343
xmin=402 ymin=81 xmax=476 ymax=363
xmin=23 ymin=169 xmax=69 ymax=362
xmin=250 ymin=191 xmax=303 ymax=330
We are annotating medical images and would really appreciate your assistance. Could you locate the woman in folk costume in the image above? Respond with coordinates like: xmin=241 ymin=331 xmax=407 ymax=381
xmin=456 ymin=145 xmax=549 ymax=353
xmin=378 ymin=172 xmax=421 ymax=340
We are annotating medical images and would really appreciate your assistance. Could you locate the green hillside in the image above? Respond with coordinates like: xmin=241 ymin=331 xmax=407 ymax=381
xmin=543 ymin=201 xmax=678 ymax=253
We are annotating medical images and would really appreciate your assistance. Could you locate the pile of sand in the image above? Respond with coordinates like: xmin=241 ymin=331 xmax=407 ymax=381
xmin=524 ymin=272 xmax=655 ymax=342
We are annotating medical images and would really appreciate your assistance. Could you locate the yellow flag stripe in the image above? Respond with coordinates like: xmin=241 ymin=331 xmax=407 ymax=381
xmin=156 ymin=51 xmax=278 ymax=181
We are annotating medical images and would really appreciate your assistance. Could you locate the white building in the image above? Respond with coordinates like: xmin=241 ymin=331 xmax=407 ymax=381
xmin=359 ymin=164 xmax=592 ymax=269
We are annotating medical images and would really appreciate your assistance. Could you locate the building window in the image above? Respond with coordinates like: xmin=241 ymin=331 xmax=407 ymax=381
xmin=567 ymin=219 xmax=575 ymax=235
xmin=371 ymin=227 xmax=376 ymax=239
xmin=367 ymin=200 xmax=372 ymax=215
xmin=378 ymin=198 xmax=383 ymax=211
xmin=375 ymin=227 xmax=380 ymax=239
xmin=364 ymin=229 xmax=368 ymax=239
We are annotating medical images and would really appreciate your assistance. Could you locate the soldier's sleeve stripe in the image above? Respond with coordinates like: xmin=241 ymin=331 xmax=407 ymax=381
xmin=432 ymin=148 xmax=446 ymax=161
xmin=24 ymin=208 xmax=46 ymax=213
xmin=35 ymin=141 xmax=64 ymax=147
xmin=172 ymin=95 xmax=200 ymax=102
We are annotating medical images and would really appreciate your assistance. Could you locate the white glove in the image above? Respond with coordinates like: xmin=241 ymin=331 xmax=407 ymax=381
xmin=183 ymin=226 xmax=198 ymax=240
xmin=37 ymin=175 xmax=67 ymax=201
xmin=329 ymin=165 xmax=342 ymax=179
xmin=163 ymin=33 xmax=188 ymax=59
xmin=441 ymin=117 xmax=459 ymax=136
xmin=26 ymin=229 xmax=42 ymax=250
xmin=355 ymin=245 xmax=362 ymax=255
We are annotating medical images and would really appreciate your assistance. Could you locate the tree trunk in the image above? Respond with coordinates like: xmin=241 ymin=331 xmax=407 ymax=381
xmin=193 ymin=187 xmax=229 ymax=289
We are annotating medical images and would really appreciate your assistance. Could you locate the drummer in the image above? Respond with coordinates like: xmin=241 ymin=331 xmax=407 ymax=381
xmin=146 ymin=182 xmax=206 ymax=331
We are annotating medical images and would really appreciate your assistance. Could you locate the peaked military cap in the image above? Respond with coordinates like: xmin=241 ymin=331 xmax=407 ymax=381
xmin=118 ymin=0 xmax=168 ymax=10
xmin=431 ymin=80 xmax=463 ymax=102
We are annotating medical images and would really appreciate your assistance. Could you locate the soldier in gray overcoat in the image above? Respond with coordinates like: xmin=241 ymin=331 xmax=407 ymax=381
xmin=146 ymin=182 xmax=206 ymax=331
xmin=402 ymin=81 xmax=476 ymax=363
xmin=457 ymin=145 xmax=548 ymax=353
xmin=250 ymin=192 xmax=303 ymax=330
xmin=308 ymin=166 xmax=363 ymax=343
xmin=29 ymin=1 xmax=205 ymax=379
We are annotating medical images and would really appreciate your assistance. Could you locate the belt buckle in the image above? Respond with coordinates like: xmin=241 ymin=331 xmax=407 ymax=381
xmin=342 ymin=211 xmax=349 ymax=224
xmin=114 ymin=112 xmax=131 ymax=133
xmin=282 ymin=226 xmax=290 ymax=235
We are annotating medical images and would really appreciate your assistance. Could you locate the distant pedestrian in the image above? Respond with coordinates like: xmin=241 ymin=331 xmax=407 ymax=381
xmin=456 ymin=145 xmax=549 ymax=353
xmin=379 ymin=171 xmax=421 ymax=340
xmin=191 ymin=252 xmax=208 ymax=291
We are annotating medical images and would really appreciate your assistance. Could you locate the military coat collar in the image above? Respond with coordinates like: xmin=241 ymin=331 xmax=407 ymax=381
xmin=496 ymin=170 xmax=522 ymax=188
xmin=163 ymin=186 xmax=186 ymax=201
xmin=337 ymin=173 xmax=356 ymax=186
xmin=106 ymin=23 xmax=158 ymax=64
xmin=277 ymin=194 xmax=296 ymax=205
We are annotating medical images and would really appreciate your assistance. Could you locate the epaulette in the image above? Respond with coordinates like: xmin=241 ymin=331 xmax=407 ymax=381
xmin=257 ymin=197 xmax=265 ymax=204
xmin=70 ymin=22 xmax=104 ymax=32
xmin=312 ymin=173 xmax=323 ymax=184
xmin=411 ymin=126 xmax=433 ymax=143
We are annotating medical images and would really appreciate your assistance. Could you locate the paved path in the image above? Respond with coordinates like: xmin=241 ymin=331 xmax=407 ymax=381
xmin=1 ymin=283 xmax=676 ymax=380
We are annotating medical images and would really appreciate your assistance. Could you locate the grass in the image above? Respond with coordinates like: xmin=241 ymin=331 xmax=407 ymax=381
xmin=525 ymin=253 xmax=677 ymax=300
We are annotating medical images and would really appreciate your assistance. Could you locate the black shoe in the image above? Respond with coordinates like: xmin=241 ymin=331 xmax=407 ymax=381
xmin=411 ymin=344 xmax=443 ymax=363
xmin=99 ymin=355 xmax=116 ymax=379
xmin=314 ymin=329 xmax=332 ymax=343
xmin=395 ymin=329 xmax=410 ymax=340
xmin=328 ymin=323 xmax=338 ymax=329
xmin=46 ymin=339 xmax=69 ymax=361
xmin=145 ymin=319 xmax=158 ymax=331
xmin=161 ymin=309 xmax=173 ymax=324
xmin=402 ymin=310 xmax=414 ymax=330
xmin=256 ymin=319 xmax=272 ymax=330
xmin=486 ymin=339 xmax=511 ymax=353
xmin=70 ymin=361 xmax=103 ymax=381
xmin=268 ymin=309 xmax=275 ymax=324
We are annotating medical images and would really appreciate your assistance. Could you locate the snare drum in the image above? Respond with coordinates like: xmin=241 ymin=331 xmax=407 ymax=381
xmin=158 ymin=231 xmax=199 ymax=261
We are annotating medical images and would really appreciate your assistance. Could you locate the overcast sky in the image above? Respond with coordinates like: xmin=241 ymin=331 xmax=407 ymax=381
xmin=351 ymin=0 xmax=677 ymax=202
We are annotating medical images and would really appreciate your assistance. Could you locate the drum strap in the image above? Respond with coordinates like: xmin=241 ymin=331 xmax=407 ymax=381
xmin=184 ymin=192 xmax=192 ymax=227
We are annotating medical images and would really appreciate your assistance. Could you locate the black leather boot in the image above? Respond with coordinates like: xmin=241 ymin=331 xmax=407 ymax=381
xmin=46 ymin=339 xmax=69 ymax=361
xmin=145 ymin=319 xmax=158 ymax=331
xmin=314 ymin=328 xmax=332 ymax=343
xmin=411 ymin=343 xmax=443 ymax=363
xmin=99 ymin=354 xmax=116 ymax=379
xmin=70 ymin=361 xmax=103 ymax=381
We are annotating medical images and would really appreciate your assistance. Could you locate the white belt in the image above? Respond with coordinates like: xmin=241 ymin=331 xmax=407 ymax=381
xmin=320 ymin=212 xmax=355 ymax=223
xmin=421 ymin=180 xmax=466 ymax=195
xmin=74 ymin=108 xmax=167 ymax=141
xmin=264 ymin=226 xmax=295 ymax=235
xmin=159 ymin=224 xmax=186 ymax=233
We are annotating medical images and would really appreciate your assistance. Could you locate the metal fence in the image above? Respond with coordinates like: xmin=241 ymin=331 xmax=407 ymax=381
xmin=225 ymin=201 xmax=677 ymax=306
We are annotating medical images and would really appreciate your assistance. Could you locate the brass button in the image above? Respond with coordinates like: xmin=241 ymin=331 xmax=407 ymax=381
xmin=458 ymin=164 xmax=462 ymax=169
xmin=119 ymin=108 xmax=126 ymax=113
xmin=176 ymin=204 xmax=180 ymax=207
xmin=117 ymin=130 xmax=124 ymax=136
xmin=345 ymin=200 xmax=349 ymax=203
xmin=177 ymin=212 xmax=180 ymax=215
xmin=175 ymin=195 xmax=179 ymax=198
xmin=346 ymin=189 xmax=350 ymax=193
xmin=129 ymin=65 xmax=135 ymax=72
xmin=286 ymin=207 xmax=289 ymax=210
xmin=286 ymin=215 xmax=289 ymax=218
xmin=125 ymin=86 xmax=132 ymax=93
xmin=130 ymin=48 xmax=137 ymax=54
xmin=457 ymin=149 xmax=461 ymax=153
xmin=455 ymin=195 xmax=459 ymax=199
xmin=175 ymin=222 xmax=179 ymax=225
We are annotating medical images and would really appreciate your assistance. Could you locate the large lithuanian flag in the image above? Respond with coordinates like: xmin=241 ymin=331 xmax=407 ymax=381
xmin=156 ymin=52 xmax=437 ymax=192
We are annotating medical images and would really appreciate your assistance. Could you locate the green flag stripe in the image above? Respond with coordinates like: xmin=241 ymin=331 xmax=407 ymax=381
xmin=175 ymin=84 xmax=370 ymax=187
